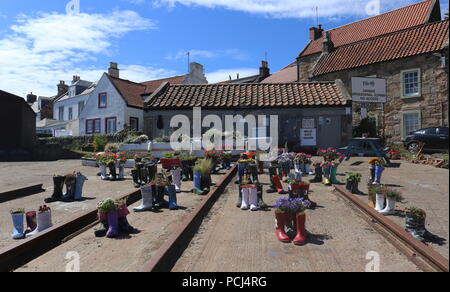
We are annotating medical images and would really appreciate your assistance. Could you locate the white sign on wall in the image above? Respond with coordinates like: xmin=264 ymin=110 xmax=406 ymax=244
xmin=300 ymin=129 xmax=317 ymax=146
xmin=302 ymin=118 xmax=315 ymax=129
xmin=351 ymin=77 xmax=387 ymax=103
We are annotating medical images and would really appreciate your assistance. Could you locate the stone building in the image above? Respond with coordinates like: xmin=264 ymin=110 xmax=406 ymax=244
xmin=143 ymin=81 xmax=353 ymax=150
xmin=265 ymin=0 xmax=449 ymax=143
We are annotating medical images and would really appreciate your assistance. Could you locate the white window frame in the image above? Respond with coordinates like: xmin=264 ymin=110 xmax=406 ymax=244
xmin=58 ymin=106 xmax=64 ymax=121
xmin=401 ymin=110 xmax=422 ymax=139
xmin=401 ymin=68 xmax=421 ymax=99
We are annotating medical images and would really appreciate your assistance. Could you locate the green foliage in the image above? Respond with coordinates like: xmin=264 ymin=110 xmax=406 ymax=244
xmin=97 ymin=199 xmax=118 ymax=213
xmin=345 ymin=172 xmax=362 ymax=182
xmin=379 ymin=187 xmax=404 ymax=202
xmin=194 ymin=159 xmax=214 ymax=175
xmin=353 ymin=117 xmax=378 ymax=138
xmin=93 ymin=135 xmax=108 ymax=152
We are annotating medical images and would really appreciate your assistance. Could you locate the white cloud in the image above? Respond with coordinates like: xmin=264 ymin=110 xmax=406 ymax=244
xmin=206 ymin=68 xmax=259 ymax=83
xmin=154 ymin=0 xmax=417 ymax=18
xmin=0 ymin=10 xmax=174 ymax=97
xmin=166 ymin=49 xmax=248 ymax=61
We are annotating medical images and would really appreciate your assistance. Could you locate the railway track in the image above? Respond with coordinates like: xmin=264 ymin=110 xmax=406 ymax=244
xmin=2 ymin=165 xmax=448 ymax=272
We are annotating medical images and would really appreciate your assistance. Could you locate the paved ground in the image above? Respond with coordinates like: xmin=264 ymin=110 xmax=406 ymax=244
xmin=15 ymin=170 xmax=227 ymax=272
xmin=0 ymin=160 xmax=138 ymax=250
xmin=338 ymin=158 xmax=449 ymax=259
xmin=172 ymin=170 xmax=422 ymax=272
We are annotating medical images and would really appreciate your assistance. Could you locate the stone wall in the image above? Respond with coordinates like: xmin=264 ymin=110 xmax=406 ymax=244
xmin=300 ymin=52 xmax=449 ymax=143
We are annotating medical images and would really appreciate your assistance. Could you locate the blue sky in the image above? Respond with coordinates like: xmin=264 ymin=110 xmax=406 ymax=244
xmin=0 ymin=0 xmax=448 ymax=97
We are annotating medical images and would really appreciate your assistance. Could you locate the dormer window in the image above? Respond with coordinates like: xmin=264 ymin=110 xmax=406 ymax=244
xmin=69 ymin=86 xmax=76 ymax=98
xmin=98 ymin=92 xmax=107 ymax=108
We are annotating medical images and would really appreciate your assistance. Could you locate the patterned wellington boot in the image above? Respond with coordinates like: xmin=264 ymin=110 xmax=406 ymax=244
xmin=405 ymin=212 xmax=426 ymax=242
xmin=11 ymin=212 xmax=25 ymax=240
xmin=171 ymin=167 xmax=182 ymax=193
xmin=61 ymin=173 xmax=77 ymax=202
xmin=193 ymin=171 xmax=204 ymax=195
xmin=25 ymin=211 xmax=37 ymax=235
xmin=26 ymin=209 xmax=53 ymax=238
xmin=275 ymin=212 xmax=291 ymax=243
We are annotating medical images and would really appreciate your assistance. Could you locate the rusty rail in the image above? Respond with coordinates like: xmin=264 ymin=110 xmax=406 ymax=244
xmin=334 ymin=185 xmax=449 ymax=272
xmin=143 ymin=165 xmax=237 ymax=272
xmin=0 ymin=189 xmax=141 ymax=272
xmin=0 ymin=184 xmax=45 ymax=203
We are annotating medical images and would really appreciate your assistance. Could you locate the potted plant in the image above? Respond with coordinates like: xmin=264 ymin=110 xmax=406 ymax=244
xmin=294 ymin=153 xmax=312 ymax=175
xmin=221 ymin=151 xmax=233 ymax=170
xmin=404 ymin=207 xmax=430 ymax=242
xmin=97 ymin=199 xmax=120 ymax=238
xmin=377 ymin=187 xmax=403 ymax=215
xmin=26 ymin=205 xmax=53 ymax=238
xmin=116 ymin=152 xmax=128 ymax=180
xmin=368 ymin=158 xmax=386 ymax=185
xmin=273 ymin=198 xmax=311 ymax=245
xmin=205 ymin=150 xmax=221 ymax=174
xmin=193 ymin=159 xmax=213 ymax=195
xmin=345 ymin=172 xmax=362 ymax=194
xmin=277 ymin=153 xmax=292 ymax=181
xmin=367 ymin=185 xmax=382 ymax=209
xmin=160 ymin=153 xmax=182 ymax=170
xmin=10 ymin=208 xmax=25 ymax=240
xmin=94 ymin=153 xmax=110 ymax=180
xmin=180 ymin=154 xmax=198 ymax=181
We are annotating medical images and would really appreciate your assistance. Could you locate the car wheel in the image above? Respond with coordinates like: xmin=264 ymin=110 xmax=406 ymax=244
xmin=408 ymin=142 xmax=420 ymax=154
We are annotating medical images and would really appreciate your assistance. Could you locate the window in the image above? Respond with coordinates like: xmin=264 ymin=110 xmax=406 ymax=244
xmin=86 ymin=119 xmax=101 ymax=134
xmin=78 ymin=101 xmax=85 ymax=116
xmin=98 ymin=92 xmax=107 ymax=108
xmin=401 ymin=69 xmax=421 ymax=98
xmin=105 ymin=117 xmax=117 ymax=134
xmin=68 ymin=107 xmax=73 ymax=120
xmin=402 ymin=111 xmax=421 ymax=138
xmin=58 ymin=107 xmax=64 ymax=121
xmin=130 ymin=117 xmax=139 ymax=131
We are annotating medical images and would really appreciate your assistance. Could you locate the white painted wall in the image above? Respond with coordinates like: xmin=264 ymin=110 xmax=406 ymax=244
xmin=79 ymin=73 xmax=144 ymax=136
xmin=53 ymin=94 xmax=91 ymax=121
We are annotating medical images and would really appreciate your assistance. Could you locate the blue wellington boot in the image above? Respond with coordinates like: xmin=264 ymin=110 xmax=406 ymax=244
xmin=193 ymin=171 xmax=204 ymax=195
xmin=74 ymin=172 xmax=88 ymax=201
xmin=166 ymin=185 xmax=179 ymax=210
xmin=373 ymin=166 xmax=385 ymax=185
xmin=11 ymin=213 xmax=25 ymax=240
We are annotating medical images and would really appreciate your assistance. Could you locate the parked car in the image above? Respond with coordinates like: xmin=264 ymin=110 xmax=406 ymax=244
xmin=404 ymin=127 xmax=449 ymax=153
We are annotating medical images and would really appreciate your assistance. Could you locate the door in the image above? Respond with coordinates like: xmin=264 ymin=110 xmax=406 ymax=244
xmin=317 ymin=116 xmax=341 ymax=149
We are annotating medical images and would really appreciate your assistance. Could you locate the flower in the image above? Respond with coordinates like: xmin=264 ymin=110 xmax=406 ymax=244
xmin=274 ymin=197 xmax=310 ymax=213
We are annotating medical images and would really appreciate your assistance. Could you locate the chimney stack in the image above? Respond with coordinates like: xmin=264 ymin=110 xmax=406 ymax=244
xmin=26 ymin=92 xmax=37 ymax=104
xmin=322 ymin=31 xmax=334 ymax=53
xmin=72 ymin=75 xmax=81 ymax=84
xmin=259 ymin=60 xmax=270 ymax=79
xmin=108 ymin=62 xmax=120 ymax=78
xmin=309 ymin=25 xmax=324 ymax=41
xmin=57 ymin=80 xmax=69 ymax=97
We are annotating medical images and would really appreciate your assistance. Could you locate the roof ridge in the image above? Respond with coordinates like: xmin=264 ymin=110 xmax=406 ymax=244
xmin=324 ymin=0 xmax=434 ymax=34
xmin=328 ymin=18 xmax=448 ymax=51
xmin=141 ymin=75 xmax=186 ymax=84
xmin=109 ymin=75 xmax=146 ymax=87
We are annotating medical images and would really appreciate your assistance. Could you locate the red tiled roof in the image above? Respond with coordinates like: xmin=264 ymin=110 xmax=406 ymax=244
xmin=300 ymin=0 xmax=437 ymax=57
xmin=141 ymin=75 xmax=185 ymax=94
xmin=261 ymin=63 xmax=297 ymax=83
xmin=145 ymin=82 xmax=349 ymax=109
xmin=313 ymin=20 xmax=449 ymax=76
xmin=108 ymin=76 xmax=146 ymax=108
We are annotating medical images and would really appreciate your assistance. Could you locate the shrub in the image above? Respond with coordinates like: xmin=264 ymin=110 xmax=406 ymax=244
xmin=104 ymin=143 xmax=121 ymax=153
xmin=93 ymin=135 xmax=108 ymax=152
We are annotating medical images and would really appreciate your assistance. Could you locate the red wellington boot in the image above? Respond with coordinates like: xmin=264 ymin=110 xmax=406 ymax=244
xmin=272 ymin=175 xmax=286 ymax=194
xmin=275 ymin=212 xmax=291 ymax=243
xmin=293 ymin=212 xmax=308 ymax=246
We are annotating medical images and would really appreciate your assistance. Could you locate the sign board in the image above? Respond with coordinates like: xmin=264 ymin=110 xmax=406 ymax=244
xmin=351 ymin=77 xmax=387 ymax=103
xmin=302 ymin=118 xmax=315 ymax=129
xmin=300 ymin=129 xmax=317 ymax=146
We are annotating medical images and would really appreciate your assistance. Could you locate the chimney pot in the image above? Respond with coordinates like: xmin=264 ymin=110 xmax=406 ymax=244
xmin=309 ymin=26 xmax=324 ymax=41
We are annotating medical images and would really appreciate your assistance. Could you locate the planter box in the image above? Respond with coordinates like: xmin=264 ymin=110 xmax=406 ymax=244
xmin=81 ymin=158 xmax=135 ymax=168
xmin=120 ymin=142 xmax=152 ymax=151
xmin=81 ymin=158 xmax=97 ymax=167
